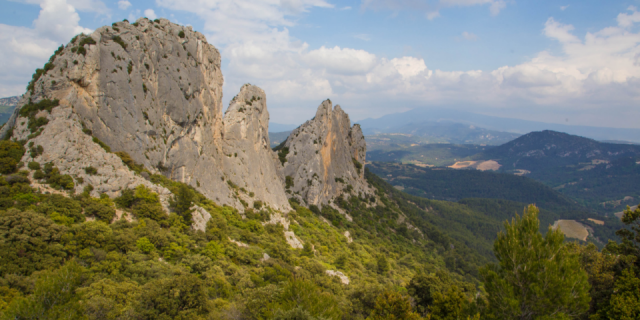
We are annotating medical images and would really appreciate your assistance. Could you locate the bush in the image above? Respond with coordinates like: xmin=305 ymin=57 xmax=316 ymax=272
xmin=178 ymin=30 xmax=185 ymax=38
xmin=285 ymin=176 xmax=294 ymax=189
xmin=114 ymin=151 xmax=144 ymax=173
xmin=79 ymin=37 xmax=96 ymax=47
xmin=92 ymin=136 xmax=111 ymax=152
xmin=278 ymin=147 xmax=289 ymax=165
xmin=84 ymin=201 xmax=116 ymax=223
xmin=27 ymin=161 xmax=40 ymax=170
xmin=0 ymin=158 xmax=18 ymax=175
xmin=112 ymin=35 xmax=128 ymax=49
xmin=19 ymin=99 xmax=59 ymax=117
xmin=84 ymin=166 xmax=98 ymax=175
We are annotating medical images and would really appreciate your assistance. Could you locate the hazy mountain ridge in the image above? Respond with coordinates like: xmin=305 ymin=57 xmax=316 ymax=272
xmin=359 ymin=108 xmax=640 ymax=143
xmin=477 ymin=130 xmax=640 ymax=172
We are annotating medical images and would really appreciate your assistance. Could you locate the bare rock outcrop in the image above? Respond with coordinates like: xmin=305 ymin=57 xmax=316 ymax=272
xmin=2 ymin=18 xmax=291 ymax=211
xmin=279 ymin=100 xmax=371 ymax=206
xmin=221 ymin=85 xmax=291 ymax=212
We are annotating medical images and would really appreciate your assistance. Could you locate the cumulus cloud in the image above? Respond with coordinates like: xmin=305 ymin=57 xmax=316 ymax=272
xmin=118 ymin=0 xmax=131 ymax=10
xmin=144 ymin=9 xmax=157 ymax=20
xmin=618 ymin=6 xmax=640 ymax=28
xmin=0 ymin=0 xmax=92 ymax=97
xmin=16 ymin=0 xmax=109 ymax=14
xmin=151 ymin=2 xmax=640 ymax=126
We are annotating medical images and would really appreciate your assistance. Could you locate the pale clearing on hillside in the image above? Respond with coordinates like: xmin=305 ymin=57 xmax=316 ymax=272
xmin=588 ymin=218 xmax=604 ymax=225
xmin=476 ymin=160 xmax=501 ymax=171
xmin=448 ymin=161 xmax=477 ymax=169
xmin=553 ymin=220 xmax=589 ymax=241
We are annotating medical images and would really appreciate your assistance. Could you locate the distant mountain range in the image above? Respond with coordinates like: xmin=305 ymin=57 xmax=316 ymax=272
xmin=0 ymin=96 xmax=19 ymax=125
xmin=477 ymin=130 xmax=640 ymax=172
xmin=357 ymin=108 xmax=640 ymax=144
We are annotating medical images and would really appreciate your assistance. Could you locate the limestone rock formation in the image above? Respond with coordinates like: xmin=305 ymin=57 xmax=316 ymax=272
xmin=279 ymin=100 xmax=371 ymax=206
xmin=1 ymin=18 xmax=290 ymax=212
xmin=221 ymin=84 xmax=291 ymax=212
xmin=2 ymin=18 xmax=365 ymax=217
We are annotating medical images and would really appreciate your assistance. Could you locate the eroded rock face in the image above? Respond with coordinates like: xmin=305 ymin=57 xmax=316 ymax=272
xmin=2 ymin=18 xmax=364 ymax=213
xmin=280 ymin=100 xmax=371 ymax=206
xmin=2 ymin=18 xmax=292 ymax=211
xmin=221 ymin=84 xmax=291 ymax=212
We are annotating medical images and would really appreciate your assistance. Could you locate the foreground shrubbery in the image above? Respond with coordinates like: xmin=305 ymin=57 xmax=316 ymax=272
xmin=0 ymin=158 xmax=638 ymax=319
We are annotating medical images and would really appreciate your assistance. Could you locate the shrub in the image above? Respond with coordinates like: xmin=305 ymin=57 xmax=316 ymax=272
xmin=285 ymin=176 xmax=294 ymax=189
xmin=92 ymin=136 xmax=111 ymax=152
xmin=277 ymin=147 xmax=289 ymax=165
xmin=178 ymin=30 xmax=185 ymax=38
xmin=114 ymin=151 xmax=144 ymax=173
xmin=27 ymin=161 xmax=40 ymax=170
xmin=33 ymin=170 xmax=45 ymax=179
xmin=84 ymin=201 xmax=116 ymax=223
xmin=28 ymin=116 xmax=48 ymax=133
xmin=79 ymin=37 xmax=96 ymax=47
xmin=19 ymin=99 xmax=59 ymax=118
xmin=127 ymin=61 xmax=133 ymax=74
xmin=254 ymin=201 xmax=263 ymax=210
xmin=112 ymin=35 xmax=128 ymax=49
xmin=84 ymin=166 xmax=98 ymax=175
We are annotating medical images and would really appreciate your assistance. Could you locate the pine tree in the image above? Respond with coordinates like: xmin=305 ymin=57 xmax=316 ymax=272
xmin=480 ymin=205 xmax=590 ymax=320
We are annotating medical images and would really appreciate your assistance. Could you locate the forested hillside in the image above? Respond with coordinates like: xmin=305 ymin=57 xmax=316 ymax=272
xmin=0 ymin=138 xmax=493 ymax=318
xmin=475 ymin=130 xmax=640 ymax=213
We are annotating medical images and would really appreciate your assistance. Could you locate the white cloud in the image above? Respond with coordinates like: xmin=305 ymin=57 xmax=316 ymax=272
xmin=544 ymin=17 xmax=580 ymax=43
xmin=118 ymin=0 xmax=131 ymax=10
xmin=560 ymin=5 xmax=569 ymax=11
xmin=391 ymin=56 xmax=427 ymax=78
xmin=0 ymin=0 xmax=92 ymax=97
xmin=618 ymin=6 xmax=640 ymax=28
xmin=144 ymin=9 xmax=157 ymax=20
xmin=15 ymin=0 xmax=109 ymax=14
xmin=304 ymin=46 xmax=378 ymax=75
xmin=151 ymin=2 xmax=640 ymax=127
xmin=340 ymin=6 xmax=352 ymax=10
xmin=33 ymin=0 xmax=92 ymax=43
xmin=462 ymin=31 xmax=477 ymax=41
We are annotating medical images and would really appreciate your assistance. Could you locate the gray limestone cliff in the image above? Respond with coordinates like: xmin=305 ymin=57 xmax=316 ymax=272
xmin=2 ymin=18 xmax=365 ymax=215
xmin=279 ymin=100 xmax=372 ymax=206
xmin=221 ymin=84 xmax=291 ymax=212
xmin=1 ymin=18 xmax=290 ymax=212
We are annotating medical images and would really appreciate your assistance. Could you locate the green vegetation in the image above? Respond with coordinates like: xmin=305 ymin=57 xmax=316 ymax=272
xmin=92 ymin=136 xmax=111 ymax=152
xmin=178 ymin=30 xmax=185 ymax=38
xmin=367 ymin=162 xmax=577 ymax=212
xmin=112 ymin=35 xmax=128 ymax=49
xmin=277 ymin=146 xmax=289 ymax=165
xmin=0 ymin=141 xmax=25 ymax=174
xmin=366 ymin=142 xmax=487 ymax=166
xmin=481 ymin=205 xmax=590 ymax=319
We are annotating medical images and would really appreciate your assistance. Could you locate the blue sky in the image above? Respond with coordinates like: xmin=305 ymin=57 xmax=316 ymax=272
xmin=1 ymin=0 xmax=640 ymax=128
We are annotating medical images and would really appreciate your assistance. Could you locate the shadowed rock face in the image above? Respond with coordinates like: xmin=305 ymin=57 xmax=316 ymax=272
xmin=281 ymin=100 xmax=371 ymax=206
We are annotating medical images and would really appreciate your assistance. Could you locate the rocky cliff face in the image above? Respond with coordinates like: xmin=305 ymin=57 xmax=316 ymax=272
xmin=2 ymin=18 xmax=366 ymax=214
xmin=1 ymin=18 xmax=292 ymax=212
xmin=221 ymin=84 xmax=291 ymax=212
xmin=280 ymin=100 xmax=371 ymax=206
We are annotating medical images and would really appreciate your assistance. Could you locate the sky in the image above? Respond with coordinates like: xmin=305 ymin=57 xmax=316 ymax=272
xmin=1 ymin=0 xmax=640 ymax=128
